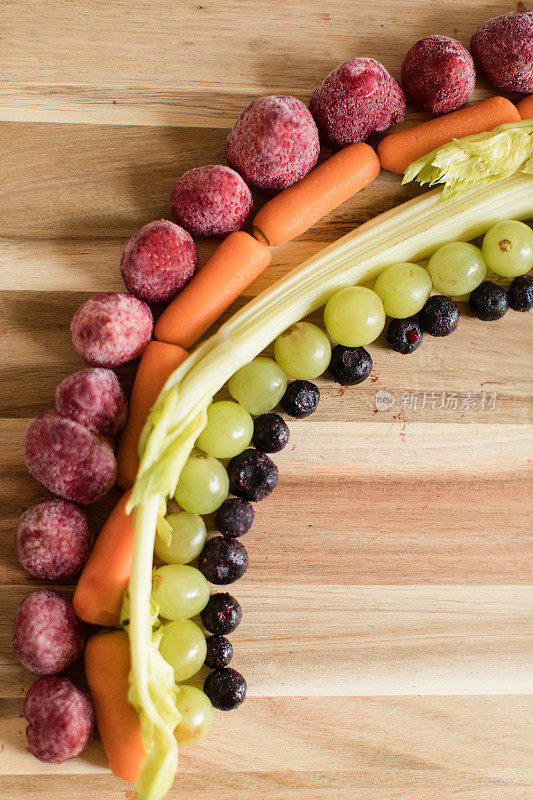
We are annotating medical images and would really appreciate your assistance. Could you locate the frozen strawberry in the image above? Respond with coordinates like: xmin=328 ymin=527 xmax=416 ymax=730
xmin=226 ymin=95 xmax=320 ymax=190
xmin=310 ymin=58 xmax=406 ymax=149
xmin=55 ymin=368 xmax=127 ymax=436
xmin=24 ymin=676 xmax=94 ymax=763
xmin=471 ymin=11 xmax=533 ymax=94
xmin=70 ymin=292 xmax=153 ymax=367
xmin=13 ymin=590 xmax=86 ymax=674
xmin=16 ymin=500 xmax=93 ymax=580
xmin=402 ymin=36 xmax=476 ymax=115
xmin=171 ymin=165 xmax=253 ymax=237
xmin=120 ymin=220 xmax=198 ymax=304
xmin=24 ymin=411 xmax=116 ymax=505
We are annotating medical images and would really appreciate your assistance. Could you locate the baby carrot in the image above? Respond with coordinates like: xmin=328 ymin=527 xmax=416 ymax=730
xmin=154 ymin=231 xmax=271 ymax=349
xmin=116 ymin=340 xmax=189 ymax=489
xmin=73 ymin=492 xmax=134 ymax=627
xmin=252 ymin=143 xmax=380 ymax=246
xmin=378 ymin=96 xmax=521 ymax=174
xmin=85 ymin=630 xmax=145 ymax=783
xmin=517 ymin=95 xmax=533 ymax=120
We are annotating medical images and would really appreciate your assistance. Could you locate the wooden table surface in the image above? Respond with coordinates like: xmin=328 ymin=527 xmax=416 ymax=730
xmin=0 ymin=1 xmax=532 ymax=798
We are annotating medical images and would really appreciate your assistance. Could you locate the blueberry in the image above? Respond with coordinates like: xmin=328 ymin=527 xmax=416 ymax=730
xmin=328 ymin=345 xmax=373 ymax=383
xmin=204 ymin=667 xmax=247 ymax=710
xmin=281 ymin=380 xmax=319 ymax=417
xmin=386 ymin=318 xmax=423 ymax=354
xmin=201 ymin=592 xmax=242 ymax=635
xmin=252 ymin=413 xmax=290 ymax=453
xmin=508 ymin=275 xmax=533 ymax=312
xmin=419 ymin=295 xmax=459 ymax=336
xmin=198 ymin=537 xmax=248 ymax=585
xmin=227 ymin=449 xmax=278 ymax=501
xmin=469 ymin=281 xmax=508 ymax=321
xmin=215 ymin=498 xmax=255 ymax=538
xmin=205 ymin=635 xmax=233 ymax=669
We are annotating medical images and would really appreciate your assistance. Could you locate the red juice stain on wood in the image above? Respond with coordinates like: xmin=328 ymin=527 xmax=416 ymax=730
xmin=370 ymin=370 xmax=378 ymax=383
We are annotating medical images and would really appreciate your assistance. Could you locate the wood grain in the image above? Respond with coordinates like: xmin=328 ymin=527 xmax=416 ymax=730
xmin=0 ymin=0 xmax=512 ymax=127
xmin=0 ymin=1 xmax=532 ymax=798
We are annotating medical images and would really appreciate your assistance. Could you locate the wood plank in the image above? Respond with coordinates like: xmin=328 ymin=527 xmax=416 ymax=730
xmin=0 ymin=291 xmax=532 ymax=422
xmin=1 ymin=473 xmax=530 ymax=587
xmin=2 ymin=585 xmax=531 ymax=697
xmin=0 ymin=121 xmax=414 ymax=242
xmin=0 ymin=776 xmax=530 ymax=800
xmin=1 ymin=416 xmax=531 ymax=586
xmin=0 ymin=0 xmax=510 ymax=126
xmin=1 ymin=696 xmax=531 ymax=796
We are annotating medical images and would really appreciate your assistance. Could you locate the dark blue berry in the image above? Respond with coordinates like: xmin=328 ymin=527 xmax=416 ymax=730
xmin=215 ymin=497 xmax=255 ymax=537
xmin=386 ymin=318 xmax=423 ymax=354
xmin=201 ymin=592 xmax=242 ymax=634
xmin=508 ymin=275 xmax=533 ymax=312
xmin=281 ymin=380 xmax=319 ymax=417
xmin=329 ymin=345 xmax=373 ymax=382
xmin=204 ymin=667 xmax=247 ymax=710
xmin=198 ymin=537 xmax=248 ymax=585
xmin=227 ymin=449 xmax=278 ymax=501
xmin=469 ymin=281 xmax=508 ymax=321
xmin=204 ymin=636 xmax=233 ymax=669
xmin=420 ymin=295 xmax=459 ymax=336
xmin=252 ymin=413 xmax=290 ymax=452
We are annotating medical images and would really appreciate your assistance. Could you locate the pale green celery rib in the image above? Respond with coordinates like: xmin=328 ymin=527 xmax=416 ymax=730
xmin=131 ymin=173 xmax=533 ymax=508
xmin=128 ymin=410 xmax=206 ymax=800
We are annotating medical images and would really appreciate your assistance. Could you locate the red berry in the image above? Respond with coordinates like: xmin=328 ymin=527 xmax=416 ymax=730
xmin=24 ymin=410 xmax=116 ymax=505
xmin=401 ymin=36 xmax=476 ymax=115
xmin=13 ymin=590 xmax=85 ymax=675
xmin=471 ymin=11 xmax=533 ymax=94
xmin=55 ymin=368 xmax=127 ymax=435
xmin=120 ymin=220 xmax=198 ymax=304
xmin=24 ymin=676 xmax=94 ymax=763
xmin=310 ymin=58 xmax=405 ymax=149
xmin=226 ymin=96 xmax=319 ymax=190
xmin=70 ymin=292 xmax=153 ymax=367
xmin=171 ymin=165 xmax=253 ymax=237
xmin=16 ymin=500 xmax=93 ymax=580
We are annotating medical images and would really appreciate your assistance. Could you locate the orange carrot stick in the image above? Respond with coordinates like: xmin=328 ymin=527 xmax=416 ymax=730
xmin=85 ymin=630 xmax=145 ymax=783
xmin=252 ymin=143 xmax=380 ymax=246
xmin=154 ymin=231 xmax=271 ymax=349
xmin=517 ymin=95 xmax=533 ymax=120
xmin=116 ymin=340 xmax=188 ymax=489
xmin=378 ymin=96 xmax=521 ymax=174
xmin=73 ymin=492 xmax=134 ymax=627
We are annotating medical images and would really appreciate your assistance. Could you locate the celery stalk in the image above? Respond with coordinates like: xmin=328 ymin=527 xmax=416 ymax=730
xmin=402 ymin=121 xmax=533 ymax=199
xmin=127 ymin=174 xmax=533 ymax=800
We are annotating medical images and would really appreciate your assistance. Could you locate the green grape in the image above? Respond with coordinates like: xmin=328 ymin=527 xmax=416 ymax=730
xmin=428 ymin=242 xmax=486 ymax=295
xmin=151 ymin=564 xmax=210 ymax=620
xmin=159 ymin=619 xmax=207 ymax=682
xmin=482 ymin=220 xmax=533 ymax=277
xmin=155 ymin=512 xmax=206 ymax=565
xmin=196 ymin=401 xmax=253 ymax=459
xmin=274 ymin=321 xmax=331 ymax=380
xmin=174 ymin=451 xmax=228 ymax=514
xmin=374 ymin=262 xmax=432 ymax=318
xmin=324 ymin=286 xmax=385 ymax=347
xmin=228 ymin=357 xmax=287 ymax=415
xmin=174 ymin=685 xmax=213 ymax=746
